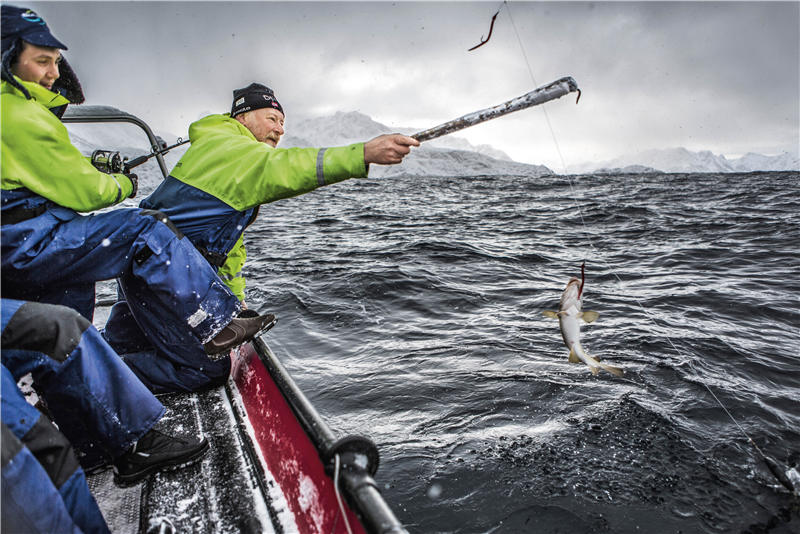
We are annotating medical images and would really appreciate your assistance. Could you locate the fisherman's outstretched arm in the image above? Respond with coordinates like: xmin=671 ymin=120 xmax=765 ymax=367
xmin=171 ymin=117 xmax=418 ymax=211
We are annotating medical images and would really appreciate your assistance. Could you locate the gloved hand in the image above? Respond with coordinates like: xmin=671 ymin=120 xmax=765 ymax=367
xmin=125 ymin=172 xmax=138 ymax=199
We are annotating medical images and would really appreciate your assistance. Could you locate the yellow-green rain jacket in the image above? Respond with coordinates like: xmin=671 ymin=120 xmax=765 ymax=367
xmin=1 ymin=78 xmax=134 ymax=213
xmin=140 ymin=113 xmax=368 ymax=300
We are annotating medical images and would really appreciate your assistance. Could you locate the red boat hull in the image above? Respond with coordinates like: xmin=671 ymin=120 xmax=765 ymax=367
xmin=231 ymin=342 xmax=366 ymax=534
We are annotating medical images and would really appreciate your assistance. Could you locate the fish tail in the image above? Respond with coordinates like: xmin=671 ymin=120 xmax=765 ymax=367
xmin=597 ymin=361 xmax=624 ymax=377
xmin=573 ymin=343 xmax=599 ymax=374
xmin=579 ymin=346 xmax=624 ymax=377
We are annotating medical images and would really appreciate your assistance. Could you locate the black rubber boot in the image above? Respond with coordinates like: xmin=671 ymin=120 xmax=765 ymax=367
xmin=113 ymin=429 xmax=209 ymax=486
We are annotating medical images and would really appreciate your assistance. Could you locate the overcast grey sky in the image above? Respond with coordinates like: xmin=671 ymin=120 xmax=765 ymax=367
xmin=22 ymin=1 xmax=800 ymax=169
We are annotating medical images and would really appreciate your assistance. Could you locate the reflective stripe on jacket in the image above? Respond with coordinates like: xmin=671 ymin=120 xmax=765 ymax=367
xmin=142 ymin=113 xmax=368 ymax=299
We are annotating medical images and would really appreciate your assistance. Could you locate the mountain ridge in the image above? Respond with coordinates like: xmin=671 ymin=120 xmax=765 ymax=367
xmin=281 ymin=111 xmax=540 ymax=177
xmin=66 ymin=107 xmax=798 ymax=177
xmin=567 ymin=146 xmax=799 ymax=174
xmin=284 ymin=112 xmax=799 ymax=175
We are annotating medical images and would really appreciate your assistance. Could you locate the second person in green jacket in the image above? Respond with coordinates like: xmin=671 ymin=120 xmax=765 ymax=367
xmin=105 ymin=82 xmax=417 ymax=325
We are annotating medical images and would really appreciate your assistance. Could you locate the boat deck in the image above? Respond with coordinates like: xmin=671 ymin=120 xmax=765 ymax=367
xmin=88 ymin=374 xmax=280 ymax=533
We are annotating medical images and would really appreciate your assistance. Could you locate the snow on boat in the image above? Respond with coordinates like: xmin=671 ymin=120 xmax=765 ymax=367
xmin=63 ymin=107 xmax=408 ymax=534
xmin=89 ymin=339 xmax=406 ymax=533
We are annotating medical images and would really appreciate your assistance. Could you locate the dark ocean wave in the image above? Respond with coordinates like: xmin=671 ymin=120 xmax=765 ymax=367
xmin=246 ymin=171 xmax=800 ymax=533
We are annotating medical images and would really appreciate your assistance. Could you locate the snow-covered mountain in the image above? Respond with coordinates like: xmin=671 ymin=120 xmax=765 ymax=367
xmin=730 ymin=152 xmax=800 ymax=172
xmin=64 ymin=106 xmax=797 ymax=180
xmin=284 ymin=111 xmax=512 ymax=159
xmin=568 ymin=147 xmax=799 ymax=174
xmin=281 ymin=111 xmax=387 ymax=148
xmin=282 ymin=111 xmax=549 ymax=177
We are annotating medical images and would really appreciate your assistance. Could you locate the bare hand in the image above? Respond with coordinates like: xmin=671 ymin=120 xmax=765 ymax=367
xmin=363 ymin=134 xmax=420 ymax=165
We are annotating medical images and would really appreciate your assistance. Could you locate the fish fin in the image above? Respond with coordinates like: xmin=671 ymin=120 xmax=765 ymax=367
xmin=568 ymin=348 xmax=581 ymax=363
xmin=543 ymin=310 xmax=559 ymax=319
xmin=590 ymin=365 xmax=600 ymax=375
xmin=581 ymin=311 xmax=599 ymax=323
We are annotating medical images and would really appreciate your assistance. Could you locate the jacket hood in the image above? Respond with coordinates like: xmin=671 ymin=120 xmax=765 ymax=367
xmin=189 ymin=113 xmax=258 ymax=143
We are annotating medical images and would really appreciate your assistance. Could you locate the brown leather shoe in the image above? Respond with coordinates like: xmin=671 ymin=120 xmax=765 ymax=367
xmin=203 ymin=313 xmax=277 ymax=355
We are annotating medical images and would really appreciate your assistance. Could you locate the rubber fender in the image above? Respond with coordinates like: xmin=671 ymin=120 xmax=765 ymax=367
xmin=322 ymin=435 xmax=380 ymax=477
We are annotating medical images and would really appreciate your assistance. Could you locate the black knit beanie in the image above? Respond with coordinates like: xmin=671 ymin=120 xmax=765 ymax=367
xmin=231 ymin=83 xmax=284 ymax=118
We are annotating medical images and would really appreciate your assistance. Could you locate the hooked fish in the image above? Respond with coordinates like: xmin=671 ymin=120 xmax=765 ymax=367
xmin=543 ymin=266 xmax=623 ymax=377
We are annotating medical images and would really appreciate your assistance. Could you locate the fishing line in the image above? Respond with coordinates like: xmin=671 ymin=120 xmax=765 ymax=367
xmin=504 ymin=0 xmax=568 ymax=176
xmin=500 ymin=1 xmax=796 ymax=493
xmin=504 ymin=0 xmax=592 ymax=257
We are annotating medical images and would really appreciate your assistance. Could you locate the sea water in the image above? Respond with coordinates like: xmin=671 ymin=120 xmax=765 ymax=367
xmin=97 ymin=170 xmax=798 ymax=532
xmin=240 ymin=170 xmax=799 ymax=533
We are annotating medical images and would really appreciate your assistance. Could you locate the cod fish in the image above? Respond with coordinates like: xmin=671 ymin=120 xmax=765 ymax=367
xmin=543 ymin=269 xmax=623 ymax=377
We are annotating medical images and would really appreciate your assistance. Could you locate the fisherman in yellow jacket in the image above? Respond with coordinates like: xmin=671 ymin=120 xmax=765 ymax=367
xmin=103 ymin=83 xmax=417 ymax=349
xmin=150 ymin=83 xmax=415 ymax=302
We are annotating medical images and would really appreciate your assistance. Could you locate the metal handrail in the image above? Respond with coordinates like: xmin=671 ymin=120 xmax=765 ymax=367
xmin=62 ymin=105 xmax=170 ymax=178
